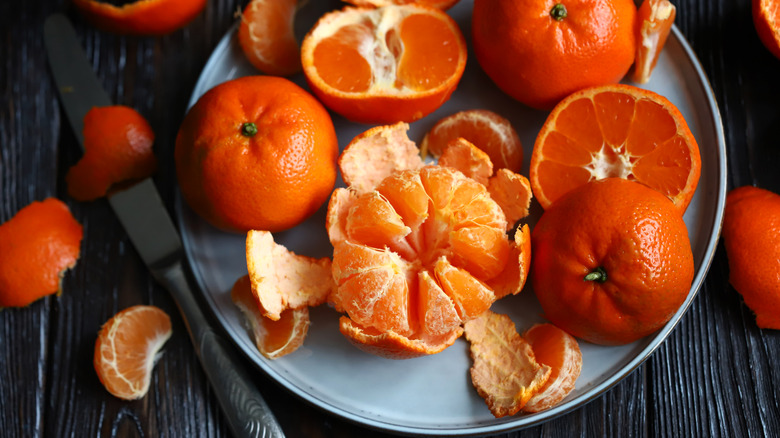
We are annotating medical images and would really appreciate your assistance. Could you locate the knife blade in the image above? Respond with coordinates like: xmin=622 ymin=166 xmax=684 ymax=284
xmin=44 ymin=14 xmax=285 ymax=438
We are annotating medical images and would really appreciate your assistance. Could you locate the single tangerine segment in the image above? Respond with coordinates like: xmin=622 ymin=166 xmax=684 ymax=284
xmin=421 ymin=109 xmax=523 ymax=173
xmin=301 ymin=4 xmax=467 ymax=124
xmin=343 ymin=0 xmax=462 ymax=10
xmin=0 ymin=198 xmax=83 ymax=308
xmin=438 ymin=138 xmax=493 ymax=186
xmin=753 ymin=0 xmax=780 ymax=60
xmin=488 ymin=224 xmax=532 ymax=300
xmin=530 ymin=84 xmax=701 ymax=213
xmin=632 ymin=0 xmax=676 ymax=84
xmin=73 ymin=0 xmax=206 ymax=35
xmin=246 ymin=230 xmax=334 ymax=321
xmin=522 ymin=323 xmax=583 ymax=413
xmin=94 ymin=305 xmax=172 ymax=400
xmin=67 ymin=105 xmax=157 ymax=201
xmin=464 ymin=310 xmax=551 ymax=417
xmin=231 ymin=275 xmax=310 ymax=359
xmin=238 ymin=0 xmax=301 ymax=76
xmin=723 ymin=186 xmax=780 ymax=329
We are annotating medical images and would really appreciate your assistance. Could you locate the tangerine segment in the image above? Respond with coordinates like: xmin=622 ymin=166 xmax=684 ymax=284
xmin=438 ymin=138 xmax=493 ymax=186
xmin=246 ymin=230 xmax=334 ymax=321
xmin=238 ymin=0 xmax=301 ymax=76
xmin=464 ymin=311 xmax=551 ymax=418
xmin=231 ymin=275 xmax=310 ymax=359
xmin=301 ymin=5 xmax=467 ymax=123
xmin=530 ymin=84 xmax=701 ymax=212
xmin=434 ymin=257 xmax=495 ymax=320
xmin=487 ymin=169 xmax=533 ymax=231
xmin=522 ymin=323 xmax=583 ymax=413
xmin=339 ymin=123 xmax=423 ymax=195
xmin=0 ymin=198 xmax=83 ymax=308
xmin=421 ymin=109 xmax=523 ymax=172
xmin=67 ymin=105 xmax=157 ymax=201
xmin=488 ymin=224 xmax=532 ymax=299
xmin=632 ymin=0 xmax=676 ymax=84
xmin=94 ymin=305 xmax=172 ymax=400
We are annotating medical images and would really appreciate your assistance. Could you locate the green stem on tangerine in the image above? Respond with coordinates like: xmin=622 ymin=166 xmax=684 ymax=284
xmin=584 ymin=267 xmax=608 ymax=283
xmin=241 ymin=122 xmax=258 ymax=137
xmin=550 ymin=3 xmax=568 ymax=21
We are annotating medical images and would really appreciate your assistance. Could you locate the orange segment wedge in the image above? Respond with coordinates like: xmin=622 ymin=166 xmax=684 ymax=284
xmin=632 ymin=0 xmax=677 ymax=84
xmin=231 ymin=275 xmax=310 ymax=359
xmin=438 ymin=138 xmax=493 ymax=186
xmin=238 ymin=0 xmax=302 ymax=76
xmin=522 ymin=323 xmax=582 ymax=413
xmin=94 ymin=305 xmax=172 ymax=400
xmin=421 ymin=109 xmax=523 ymax=173
xmin=464 ymin=310 xmax=551 ymax=417
xmin=301 ymin=4 xmax=467 ymax=124
xmin=530 ymin=84 xmax=701 ymax=213
xmin=245 ymin=230 xmax=334 ymax=321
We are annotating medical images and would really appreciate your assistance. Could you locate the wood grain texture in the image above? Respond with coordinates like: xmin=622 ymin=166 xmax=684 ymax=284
xmin=1 ymin=0 xmax=779 ymax=437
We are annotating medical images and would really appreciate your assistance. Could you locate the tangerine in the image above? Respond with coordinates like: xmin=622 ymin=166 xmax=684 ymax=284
xmin=531 ymin=178 xmax=694 ymax=345
xmin=722 ymin=186 xmax=780 ymax=329
xmin=472 ymin=0 xmax=636 ymax=110
xmin=300 ymin=4 xmax=467 ymax=124
xmin=73 ymin=0 xmax=206 ymax=35
xmin=175 ymin=75 xmax=338 ymax=233
xmin=238 ymin=0 xmax=301 ymax=76
xmin=530 ymin=84 xmax=701 ymax=213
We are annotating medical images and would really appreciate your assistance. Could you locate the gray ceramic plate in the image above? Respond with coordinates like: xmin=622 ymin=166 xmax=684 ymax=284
xmin=177 ymin=1 xmax=727 ymax=435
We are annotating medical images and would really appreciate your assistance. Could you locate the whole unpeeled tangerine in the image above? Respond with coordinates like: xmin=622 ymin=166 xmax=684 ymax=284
xmin=722 ymin=185 xmax=780 ymax=329
xmin=175 ymin=76 xmax=338 ymax=233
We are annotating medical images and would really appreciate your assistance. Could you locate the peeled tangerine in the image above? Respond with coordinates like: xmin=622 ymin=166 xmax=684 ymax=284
xmin=326 ymin=122 xmax=533 ymax=359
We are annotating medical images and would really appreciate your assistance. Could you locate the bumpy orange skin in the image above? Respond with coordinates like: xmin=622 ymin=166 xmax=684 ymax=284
xmin=753 ymin=0 xmax=780 ymax=60
xmin=0 ymin=199 xmax=83 ymax=307
xmin=73 ymin=0 xmax=207 ymax=35
xmin=723 ymin=186 xmax=780 ymax=329
xmin=531 ymin=178 xmax=694 ymax=345
xmin=175 ymin=76 xmax=338 ymax=233
xmin=67 ymin=105 xmax=157 ymax=201
xmin=472 ymin=0 xmax=636 ymax=110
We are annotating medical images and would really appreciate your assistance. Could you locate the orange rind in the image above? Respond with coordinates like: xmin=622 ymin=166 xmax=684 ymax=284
xmin=522 ymin=323 xmax=582 ymax=413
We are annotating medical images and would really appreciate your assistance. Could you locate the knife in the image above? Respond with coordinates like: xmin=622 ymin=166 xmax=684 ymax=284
xmin=43 ymin=14 xmax=285 ymax=438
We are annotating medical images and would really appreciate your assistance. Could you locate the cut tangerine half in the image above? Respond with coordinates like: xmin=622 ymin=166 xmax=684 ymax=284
xmin=522 ymin=323 xmax=582 ymax=413
xmin=231 ymin=275 xmax=310 ymax=359
xmin=632 ymin=0 xmax=677 ymax=84
xmin=343 ymin=0 xmax=462 ymax=10
xmin=300 ymin=5 xmax=467 ymax=124
xmin=529 ymin=84 xmax=701 ymax=212
xmin=94 ymin=305 xmax=172 ymax=400
xmin=421 ymin=109 xmax=523 ymax=173
xmin=238 ymin=0 xmax=302 ymax=76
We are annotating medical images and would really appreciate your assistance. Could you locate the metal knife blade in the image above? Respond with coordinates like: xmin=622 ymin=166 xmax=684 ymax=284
xmin=44 ymin=14 xmax=284 ymax=438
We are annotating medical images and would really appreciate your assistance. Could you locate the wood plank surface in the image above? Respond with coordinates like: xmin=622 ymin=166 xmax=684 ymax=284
xmin=1 ymin=0 xmax=779 ymax=437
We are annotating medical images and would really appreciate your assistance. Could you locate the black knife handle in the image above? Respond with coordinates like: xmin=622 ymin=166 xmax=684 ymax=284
xmin=154 ymin=260 xmax=286 ymax=438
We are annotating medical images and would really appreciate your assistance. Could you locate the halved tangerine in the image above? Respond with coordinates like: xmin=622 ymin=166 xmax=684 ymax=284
xmin=300 ymin=5 xmax=467 ymax=124
xmin=529 ymin=84 xmax=701 ymax=212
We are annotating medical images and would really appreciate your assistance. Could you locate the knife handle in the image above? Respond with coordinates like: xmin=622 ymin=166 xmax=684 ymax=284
xmin=154 ymin=260 xmax=286 ymax=438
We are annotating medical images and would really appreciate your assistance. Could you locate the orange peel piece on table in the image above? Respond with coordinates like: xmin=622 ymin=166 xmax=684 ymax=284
xmin=238 ymin=0 xmax=302 ymax=76
xmin=522 ymin=323 xmax=583 ymax=413
xmin=464 ymin=310 xmax=551 ymax=417
xmin=73 ymin=0 xmax=207 ymax=35
xmin=245 ymin=230 xmax=334 ymax=321
xmin=231 ymin=275 xmax=310 ymax=359
xmin=0 ymin=198 xmax=83 ymax=308
xmin=66 ymin=105 xmax=157 ymax=201
xmin=632 ymin=0 xmax=677 ymax=84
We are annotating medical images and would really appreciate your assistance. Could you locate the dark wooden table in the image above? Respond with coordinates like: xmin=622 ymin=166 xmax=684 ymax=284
xmin=2 ymin=0 xmax=779 ymax=437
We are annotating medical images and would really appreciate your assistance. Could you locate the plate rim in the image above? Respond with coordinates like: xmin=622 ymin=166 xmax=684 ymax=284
xmin=175 ymin=22 xmax=728 ymax=436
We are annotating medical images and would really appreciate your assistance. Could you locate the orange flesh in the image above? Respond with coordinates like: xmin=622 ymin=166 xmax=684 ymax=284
xmin=397 ymin=14 xmax=460 ymax=90
xmin=535 ymin=89 xmax=694 ymax=206
xmin=313 ymin=24 xmax=373 ymax=92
